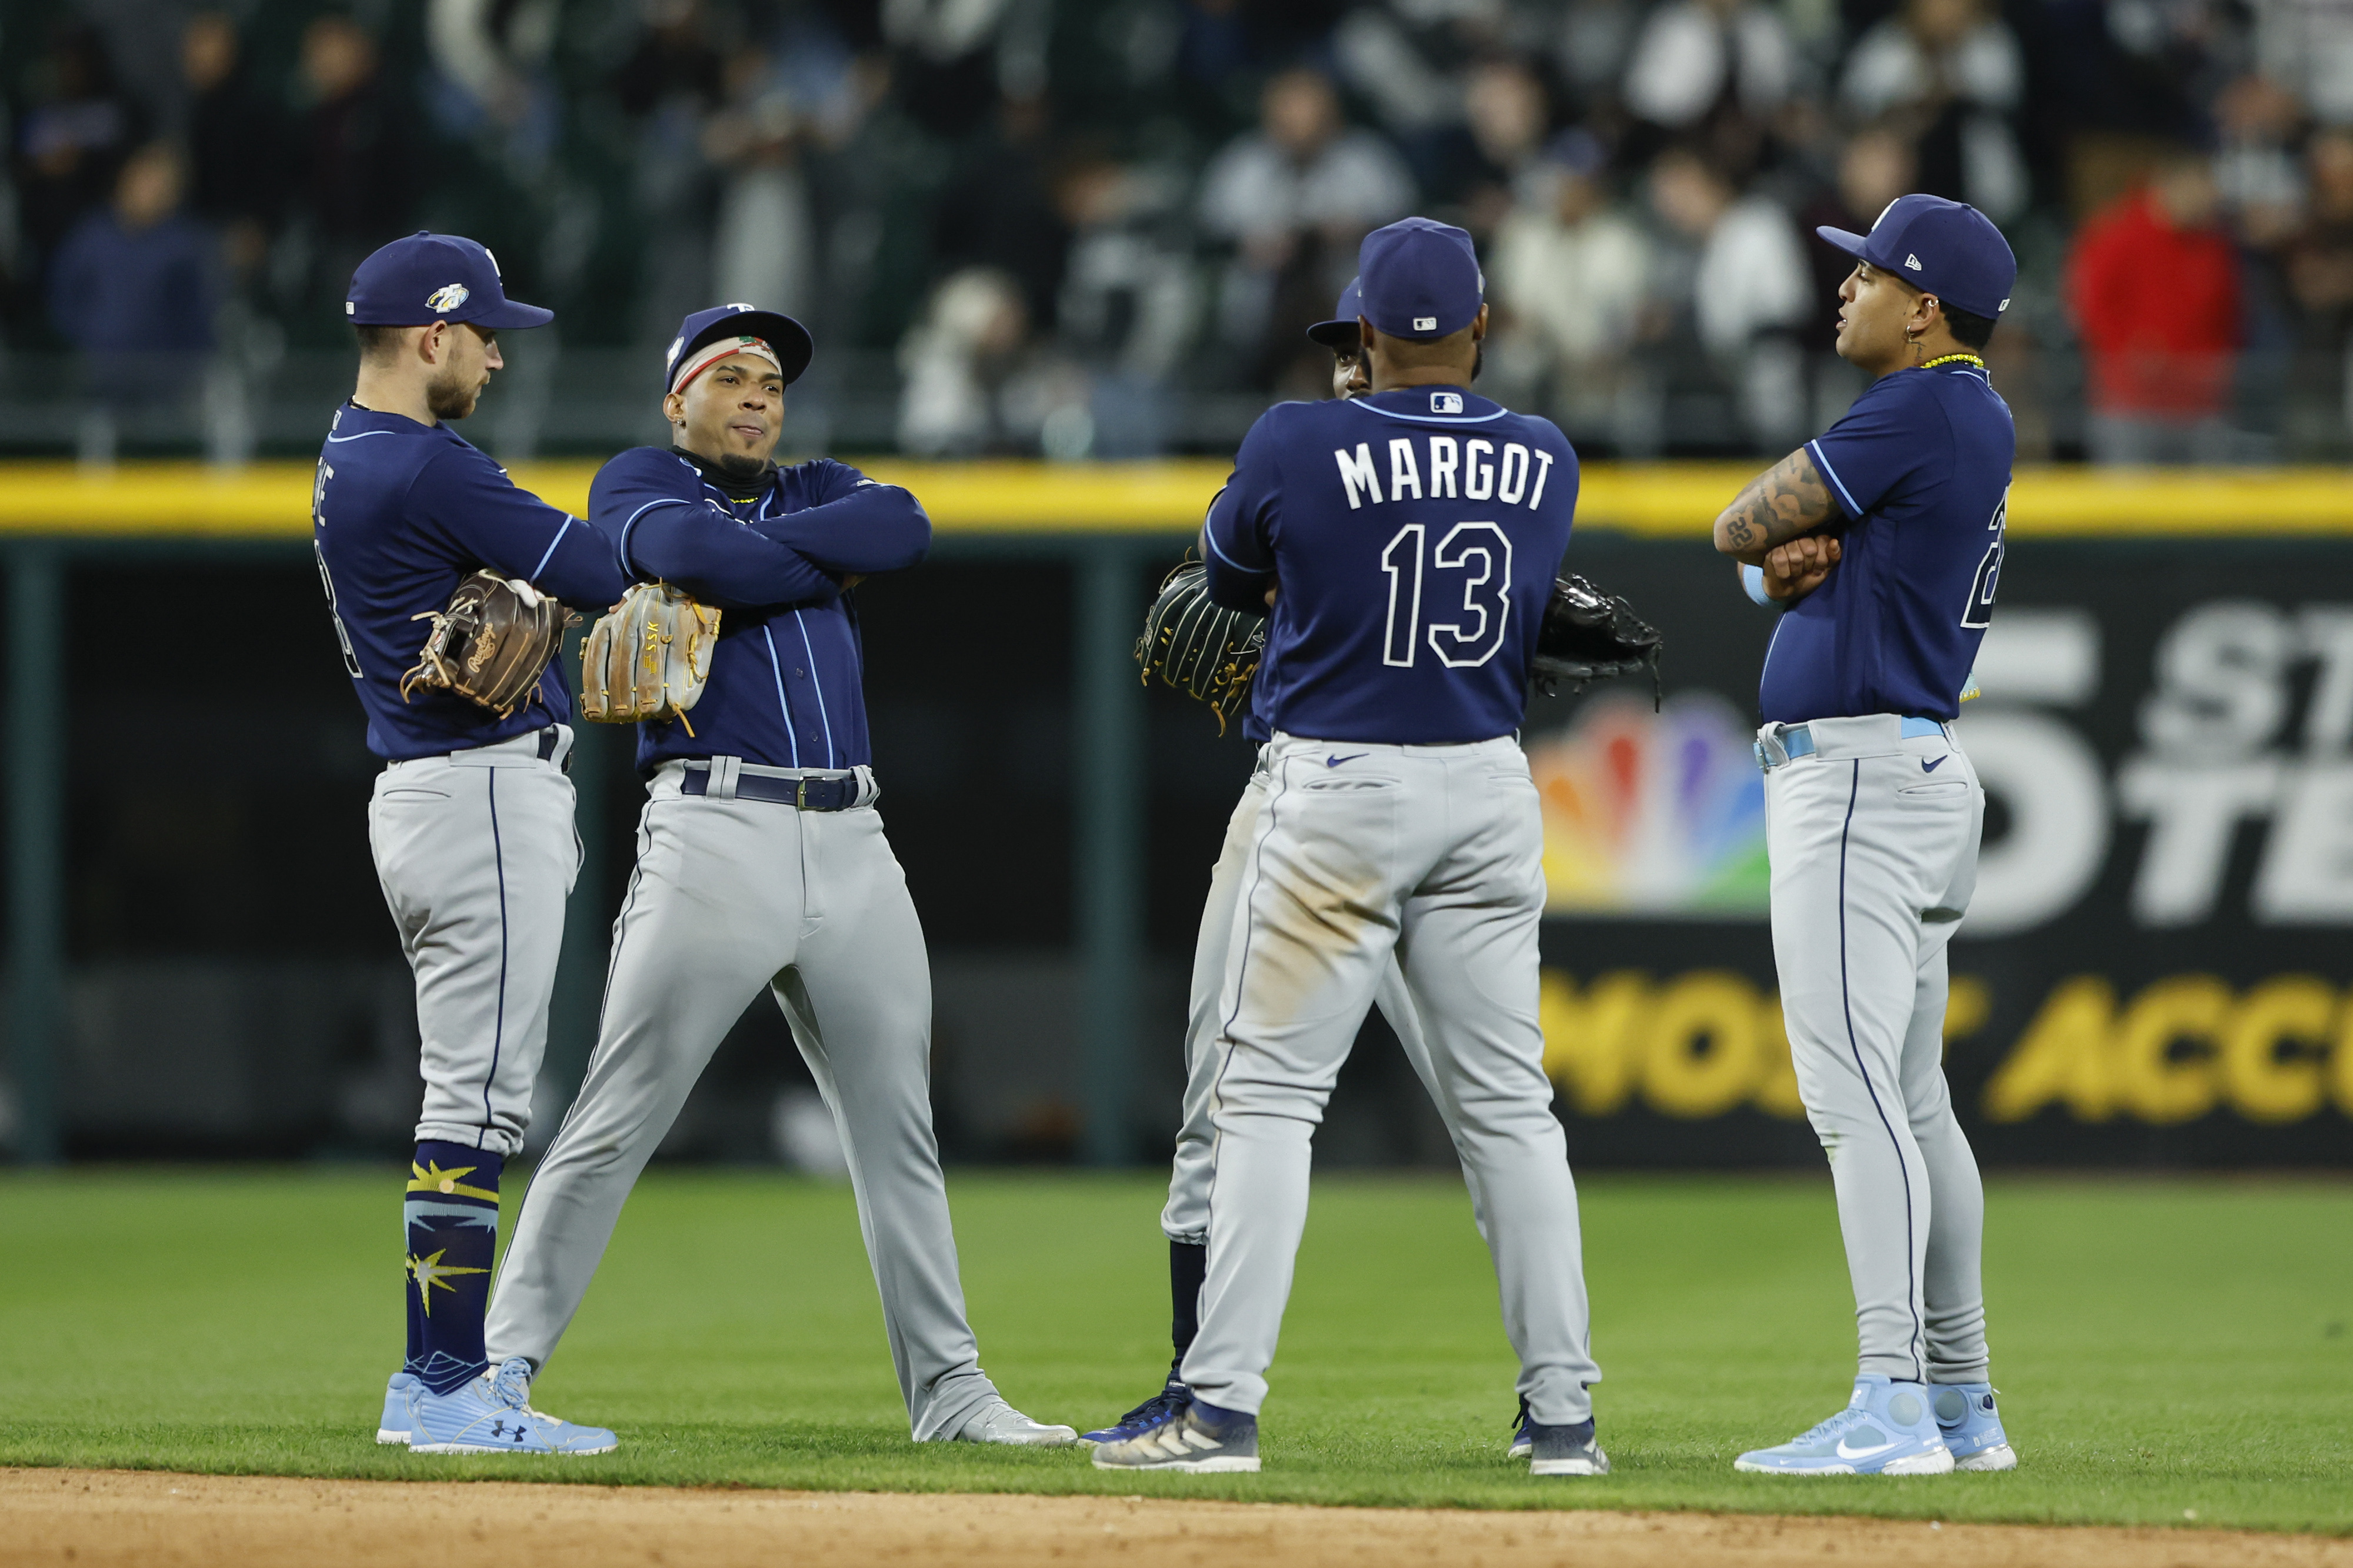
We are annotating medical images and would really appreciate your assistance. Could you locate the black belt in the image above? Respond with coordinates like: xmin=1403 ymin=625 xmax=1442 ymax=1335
xmin=536 ymin=727 xmax=566 ymax=770
xmin=681 ymin=767 xmax=862 ymax=811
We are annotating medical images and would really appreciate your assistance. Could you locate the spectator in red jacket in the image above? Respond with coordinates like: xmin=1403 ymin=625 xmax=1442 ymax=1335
xmin=2065 ymin=149 xmax=2244 ymax=463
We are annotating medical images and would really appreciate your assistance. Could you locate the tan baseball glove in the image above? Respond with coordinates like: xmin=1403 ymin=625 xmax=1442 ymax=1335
xmin=578 ymin=581 xmax=722 ymax=733
xmin=400 ymin=571 xmax=577 ymax=719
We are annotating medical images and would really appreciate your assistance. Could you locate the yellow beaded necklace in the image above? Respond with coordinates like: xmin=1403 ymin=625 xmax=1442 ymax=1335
xmin=1918 ymin=352 xmax=1987 ymax=371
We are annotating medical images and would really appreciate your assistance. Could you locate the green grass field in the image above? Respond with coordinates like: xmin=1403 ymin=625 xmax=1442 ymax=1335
xmin=0 ymin=1169 xmax=2346 ymax=1532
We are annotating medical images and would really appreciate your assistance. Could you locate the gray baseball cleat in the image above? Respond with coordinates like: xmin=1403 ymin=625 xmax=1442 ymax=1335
xmin=1528 ymin=1417 xmax=1610 ymax=1476
xmin=948 ymin=1397 xmax=1079 ymax=1447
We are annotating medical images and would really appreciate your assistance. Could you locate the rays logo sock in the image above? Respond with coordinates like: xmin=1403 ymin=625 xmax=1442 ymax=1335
xmin=403 ymin=1140 xmax=503 ymax=1396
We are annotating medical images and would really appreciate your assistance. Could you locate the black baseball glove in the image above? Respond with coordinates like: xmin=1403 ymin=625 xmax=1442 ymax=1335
xmin=1531 ymin=573 xmax=1664 ymax=707
xmin=1136 ymin=558 xmax=1265 ymax=735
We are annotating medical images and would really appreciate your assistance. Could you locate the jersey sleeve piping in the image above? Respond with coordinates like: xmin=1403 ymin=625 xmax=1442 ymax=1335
xmin=528 ymin=514 xmax=578 ymax=582
xmin=617 ymin=496 xmax=691 ymax=578
xmin=1202 ymin=519 xmax=1269 ymax=573
xmin=1807 ymin=437 xmax=1862 ymax=519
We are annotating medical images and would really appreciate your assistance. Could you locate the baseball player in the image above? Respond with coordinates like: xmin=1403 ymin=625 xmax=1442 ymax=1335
xmin=1087 ymin=280 xmax=1539 ymax=1460
xmin=479 ymin=305 xmax=1076 ymax=1449
xmin=1711 ymin=194 xmax=2018 ymax=1476
xmin=319 ymin=232 xmax=626 ymax=1454
xmin=1093 ymin=219 xmax=1605 ymax=1477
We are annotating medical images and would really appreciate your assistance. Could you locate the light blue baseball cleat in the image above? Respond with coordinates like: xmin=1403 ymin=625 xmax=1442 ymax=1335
xmin=376 ymin=1371 xmax=420 ymax=1444
xmin=1934 ymin=1382 xmax=2017 ymax=1471
xmin=1734 ymin=1375 xmax=1954 ymax=1476
xmin=409 ymin=1357 xmax=619 ymax=1455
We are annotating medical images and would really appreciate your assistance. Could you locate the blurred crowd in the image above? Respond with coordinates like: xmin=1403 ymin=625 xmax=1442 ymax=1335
xmin=14 ymin=0 xmax=2353 ymax=461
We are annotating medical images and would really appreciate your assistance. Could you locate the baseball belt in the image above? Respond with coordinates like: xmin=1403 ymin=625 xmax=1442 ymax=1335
xmin=1755 ymin=715 xmax=1947 ymax=772
xmin=679 ymin=759 xmax=874 ymax=812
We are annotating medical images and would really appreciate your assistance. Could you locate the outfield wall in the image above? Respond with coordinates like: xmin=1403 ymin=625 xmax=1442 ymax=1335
xmin=0 ymin=462 xmax=2347 ymax=1166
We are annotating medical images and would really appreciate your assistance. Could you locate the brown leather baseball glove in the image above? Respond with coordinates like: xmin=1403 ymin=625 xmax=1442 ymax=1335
xmin=399 ymin=571 xmax=577 ymax=719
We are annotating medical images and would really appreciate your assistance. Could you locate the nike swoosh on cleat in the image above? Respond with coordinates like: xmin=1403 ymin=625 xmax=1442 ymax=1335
xmin=1834 ymin=1437 xmax=1904 ymax=1460
xmin=1326 ymin=753 xmax=1368 ymax=767
xmin=1921 ymin=756 xmax=1948 ymax=772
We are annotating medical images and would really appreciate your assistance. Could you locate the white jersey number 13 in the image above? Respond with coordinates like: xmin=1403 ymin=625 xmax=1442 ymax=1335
xmin=1380 ymin=521 xmax=1515 ymax=669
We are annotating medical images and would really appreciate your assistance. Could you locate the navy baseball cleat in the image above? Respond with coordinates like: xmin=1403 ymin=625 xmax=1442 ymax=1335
xmin=1934 ymin=1382 xmax=2017 ymax=1471
xmin=1507 ymin=1393 xmax=1533 ymax=1459
xmin=1527 ymin=1417 xmax=1609 ymax=1476
xmin=1082 ymin=1368 xmax=1193 ymax=1446
xmin=1735 ymin=1375 xmax=1954 ymax=1476
xmin=376 ymin=1370 xmax=419 ymax=1444
xmin=1089 ymin=1399 xmax=1259 ymax=1473
xmin=409 ymin=1358 xmax=619 ymax=1455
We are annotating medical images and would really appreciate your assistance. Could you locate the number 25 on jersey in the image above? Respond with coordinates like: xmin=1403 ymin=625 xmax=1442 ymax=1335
xmin=1382 ymin=522 xmax=1514 ymax=669
xmin=1962 ymin=487 xmax=2007 ymax=629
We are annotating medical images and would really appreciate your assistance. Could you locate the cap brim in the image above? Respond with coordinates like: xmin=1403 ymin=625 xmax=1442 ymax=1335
xmin=1814 ymin=226 xmax=1871 ymax=261
xmin=472 ymin=299 xmax=555 ymax=329
xmin=1305 ymin=318 xmax=1359 ymax=349
xmin=681 ymin=309 xmax=815 ymax=387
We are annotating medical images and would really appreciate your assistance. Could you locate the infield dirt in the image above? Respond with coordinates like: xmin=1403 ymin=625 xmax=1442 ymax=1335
xmin=5 ymin=1469 xmax=2347 ymax=1568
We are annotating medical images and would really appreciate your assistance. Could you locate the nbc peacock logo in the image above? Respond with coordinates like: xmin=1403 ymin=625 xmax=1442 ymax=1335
xmin=1527 ymin=690 xmax=1769 ymax=918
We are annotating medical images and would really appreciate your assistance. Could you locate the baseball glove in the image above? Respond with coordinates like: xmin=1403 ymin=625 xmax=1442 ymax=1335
xmin=1532 ymin=573 xmax=1664 ymax=707
xmin=1136 ymin=559 xmax=1265 ymax=735
xmin=400 ymin=571 xmax=576 ymax=719
xmin=578 ymin=581 xmax=722 ymax=734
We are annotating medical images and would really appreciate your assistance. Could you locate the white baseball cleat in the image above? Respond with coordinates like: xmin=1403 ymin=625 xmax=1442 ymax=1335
xmin=947 ymin=1396 xmax=1079 ymax=1447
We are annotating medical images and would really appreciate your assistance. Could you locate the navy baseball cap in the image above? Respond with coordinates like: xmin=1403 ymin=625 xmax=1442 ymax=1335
xmin=345 ymin=232 xmax=552 ymax=329
xmin=664 ymin=303 xmax=815 ymax=395
xmin=1306 ymin=278 xmax=1364 ymax=349
xmin=1357 ymin=217 xmax=1484 ymax=341
xmin=1815 ymin=194 xmax=2017 ymax=322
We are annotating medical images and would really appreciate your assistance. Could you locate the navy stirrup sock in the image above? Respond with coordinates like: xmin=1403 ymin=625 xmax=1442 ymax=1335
xmin=403 ymin=1140 xmax=503 ymax=1396
xmin=1170 ymin=1239 xmax=1207 ymax=1366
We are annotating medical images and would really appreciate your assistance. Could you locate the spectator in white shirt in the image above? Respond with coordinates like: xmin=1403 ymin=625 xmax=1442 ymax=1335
xmin=1198 ymin=66 xmax=1415 ymax=385
xmin=1840 ymin=0 xmax=2028 ymax=221
xmin=1490 ymin=129 xmax=1649 ymax=436
xmin=1648 ymin=145 xmax=1809 ymax=445
xmin=1622 ymin=0 xmax=1797 ymax=132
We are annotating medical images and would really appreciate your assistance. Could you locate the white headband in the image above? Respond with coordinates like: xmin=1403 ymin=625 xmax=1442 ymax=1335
xmin=670 ymin=335 xmax=782 ymax=395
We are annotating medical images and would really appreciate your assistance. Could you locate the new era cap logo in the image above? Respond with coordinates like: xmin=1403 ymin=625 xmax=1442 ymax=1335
xmin=1431 ymin=392 xmax=1462 ymax=413
xmin=426 ymin=283 xmax=471 ymax=312
xmin=1904 ymin=254 xmax=1923 ymax=272
xmin=1414 ymin=316 xmax=1437 ymax=331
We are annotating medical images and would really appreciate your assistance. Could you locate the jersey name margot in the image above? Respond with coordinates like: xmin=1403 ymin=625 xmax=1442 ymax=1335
xmin=1332 ymin=436 xmax=1559 ymax=511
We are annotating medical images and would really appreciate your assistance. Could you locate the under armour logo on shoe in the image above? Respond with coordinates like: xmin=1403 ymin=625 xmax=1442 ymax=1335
xmin=1904 ymin=254 xmax=1924 ymax=271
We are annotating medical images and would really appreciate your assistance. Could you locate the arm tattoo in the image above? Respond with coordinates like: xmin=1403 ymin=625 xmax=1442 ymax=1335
xmin=1714 ymin=449 xmax=1835 ymax=558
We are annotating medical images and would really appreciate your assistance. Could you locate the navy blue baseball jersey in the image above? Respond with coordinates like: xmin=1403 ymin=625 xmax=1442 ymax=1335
xmin=1759 ymin=360 xmax=2015 ymax=725
xmin=313 ymin=402 xmax=627 ymax=760
xmin=1204 ymin=386 xmax=1578 ymax=745
xmin=588 ymin=447 xmax=929 ymax=774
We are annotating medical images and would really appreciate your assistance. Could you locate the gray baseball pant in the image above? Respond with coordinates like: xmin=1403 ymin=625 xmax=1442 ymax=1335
xmin=1181 ymin=735 xmax=1599 ymax=1422
xmin=369 ymin=725 xmax=579 ymax=1158
xmin=1162 ymin=752 xmax=1477 ymax=1247
xmin=485 ymin=760 xmax=1002 ymax=1440
xmin=1760 ymin=715 xmax=1991 ymax=1385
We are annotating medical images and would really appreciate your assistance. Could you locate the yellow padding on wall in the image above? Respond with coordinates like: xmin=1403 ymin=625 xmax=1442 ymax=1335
xmin=0 ymin=459 xmax=2349 ymax=539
